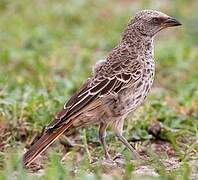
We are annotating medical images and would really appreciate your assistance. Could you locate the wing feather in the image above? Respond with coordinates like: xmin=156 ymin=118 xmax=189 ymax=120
xmin=47 ymin=62 xmax=143 ymax=130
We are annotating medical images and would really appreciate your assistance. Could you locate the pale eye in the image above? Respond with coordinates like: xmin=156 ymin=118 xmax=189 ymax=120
xmin=152 ymin=17 xmax=159 ymax=23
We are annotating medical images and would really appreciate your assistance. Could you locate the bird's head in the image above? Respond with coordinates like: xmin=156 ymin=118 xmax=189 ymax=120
xmin=130 ymin=10 xmax=182 ymax=37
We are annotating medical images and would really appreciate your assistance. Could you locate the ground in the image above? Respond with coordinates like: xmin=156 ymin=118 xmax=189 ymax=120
xmin=0 ymin=0 xmax=198 ymax=179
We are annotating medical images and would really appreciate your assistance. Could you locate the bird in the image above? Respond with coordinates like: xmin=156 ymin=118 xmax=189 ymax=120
xmin=23 ymin=10 xmax=181 ymax=166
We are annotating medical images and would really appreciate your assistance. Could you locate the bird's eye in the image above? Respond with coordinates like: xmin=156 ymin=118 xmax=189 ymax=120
xmin=152 ymin=17 xmax=159 ymax=23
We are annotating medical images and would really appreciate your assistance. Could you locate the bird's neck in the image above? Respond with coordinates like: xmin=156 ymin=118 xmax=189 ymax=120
xmin=121 ymin=26 xmax=153 ymax=45
xmin=121 ymin=28 xmax=154 ymax=60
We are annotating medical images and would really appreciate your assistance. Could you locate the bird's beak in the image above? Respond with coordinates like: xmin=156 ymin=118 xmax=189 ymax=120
xmin=162 ymin=17 xmax=182 ymax=28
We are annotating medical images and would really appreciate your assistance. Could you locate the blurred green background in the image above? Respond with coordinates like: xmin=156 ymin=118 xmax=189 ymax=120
xmin=0 ymin=0 xmax=197 ymax=179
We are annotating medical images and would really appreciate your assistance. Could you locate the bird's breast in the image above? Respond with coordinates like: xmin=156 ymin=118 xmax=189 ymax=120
xmin=111 ymin=59 xmax=155 ymax=117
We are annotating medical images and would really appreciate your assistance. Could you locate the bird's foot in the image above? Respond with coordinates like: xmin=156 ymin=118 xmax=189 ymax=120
xmin=101 ymin=158 xmax=117 ymax=168
xmin=130 ymin=151 xmax=150 ymax=166
xmin=100 ymin=156 xmax=123 ymax=174
xmin=113 ymin=152 xmax=149 ymax=167
xmin=113 ymin=153 xmax=125 ymax=167
xmin=103 ymin=154 xmax=115 ymax=165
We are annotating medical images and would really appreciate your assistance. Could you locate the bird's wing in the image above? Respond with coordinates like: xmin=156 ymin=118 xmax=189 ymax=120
xmin=23 ymin=58 xmax=144 ymax=166
xmin=47 ymin=59 xmax=143 ymax=130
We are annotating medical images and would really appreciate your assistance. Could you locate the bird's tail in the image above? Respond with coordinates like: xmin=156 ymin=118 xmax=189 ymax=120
xmin=23 ymin=119 xmax=75 ymax=166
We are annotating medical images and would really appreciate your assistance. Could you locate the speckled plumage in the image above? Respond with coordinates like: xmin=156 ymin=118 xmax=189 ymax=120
xmin=23 ymin=10 xmax=181 ymax=166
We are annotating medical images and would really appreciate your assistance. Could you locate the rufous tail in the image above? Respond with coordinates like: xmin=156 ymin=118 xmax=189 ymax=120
xmin=23 ymin=119 xmax=75 ymax=166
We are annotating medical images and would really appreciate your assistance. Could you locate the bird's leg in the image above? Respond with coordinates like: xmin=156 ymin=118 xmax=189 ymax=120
xmin=99 ymin=122 xmax=111 ymax=161
xmin=115 ymin=133 xmax=141 ymax=160
xmin=112 ymin=119 xmax=141 ymax=160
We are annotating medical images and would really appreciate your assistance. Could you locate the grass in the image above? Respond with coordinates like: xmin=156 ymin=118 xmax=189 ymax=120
xmin=0 ymin=0 xmax=198 ymax=179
